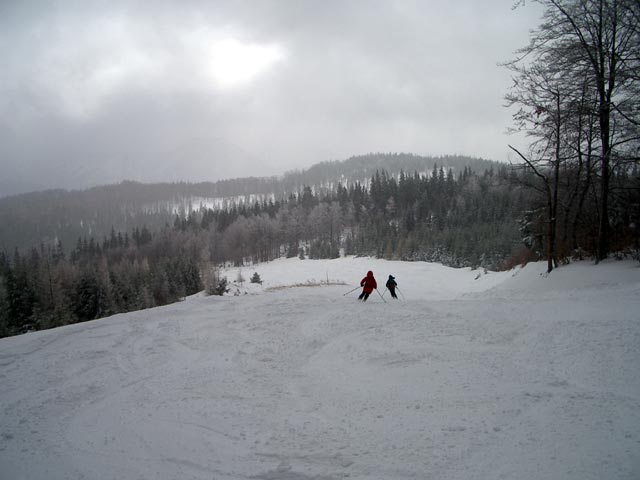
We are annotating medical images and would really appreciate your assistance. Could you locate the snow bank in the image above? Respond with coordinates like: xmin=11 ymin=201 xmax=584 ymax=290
xmin=1 ymin=258 xmax=639 ymax=479
xmin=222 ymin=256 xmax=512 ymax=301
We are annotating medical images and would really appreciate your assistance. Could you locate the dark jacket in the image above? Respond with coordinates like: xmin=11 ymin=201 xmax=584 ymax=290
xmin=386 ymin=276 xmax=397 ymax=290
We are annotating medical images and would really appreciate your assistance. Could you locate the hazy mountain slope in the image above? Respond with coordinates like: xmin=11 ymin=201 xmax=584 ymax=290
xmin=0 ymin=153 xmax=499 ymax=252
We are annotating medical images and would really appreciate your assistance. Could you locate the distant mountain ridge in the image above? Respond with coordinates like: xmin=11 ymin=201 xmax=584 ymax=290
xmin=0 ymin=136 xmax=275 ymax=199
xmin=0 ymin=153 xmax=502 ymax=252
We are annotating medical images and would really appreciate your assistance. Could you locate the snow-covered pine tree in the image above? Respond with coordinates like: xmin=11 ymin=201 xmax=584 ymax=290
xmin=250 ymin=272 xmax=262 ymax=284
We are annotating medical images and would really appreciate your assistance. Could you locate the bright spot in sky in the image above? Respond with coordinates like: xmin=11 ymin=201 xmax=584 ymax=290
xmin=208 ymin=39 xmax=284 ymax=88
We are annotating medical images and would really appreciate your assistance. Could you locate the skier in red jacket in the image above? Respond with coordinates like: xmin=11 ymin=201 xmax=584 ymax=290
xmin=358 ymin=270 xmax=377 ymax=301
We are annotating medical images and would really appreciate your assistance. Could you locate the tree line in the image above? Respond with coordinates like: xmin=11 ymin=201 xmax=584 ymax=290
xmin=0 ymin=154 xmax=498 ymax=254
xmin=0 ymin=226 xmax=205 ymax=337
xmin=2 ymin=158 xmax=637 ymax=337
xmin=505 ymin=0 xmax=640 ymax=272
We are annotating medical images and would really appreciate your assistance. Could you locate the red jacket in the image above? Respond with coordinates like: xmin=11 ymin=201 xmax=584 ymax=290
xmin=360 ymin=271 xmax=377 ymax=294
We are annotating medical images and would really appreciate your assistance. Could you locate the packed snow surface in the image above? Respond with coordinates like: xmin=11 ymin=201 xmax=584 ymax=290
xmin=1 ymin=257 xmax=639 ymax=479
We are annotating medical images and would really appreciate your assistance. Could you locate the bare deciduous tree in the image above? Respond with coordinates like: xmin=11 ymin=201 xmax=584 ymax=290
xmin=507 ymin=0 xmax=640 ymax=263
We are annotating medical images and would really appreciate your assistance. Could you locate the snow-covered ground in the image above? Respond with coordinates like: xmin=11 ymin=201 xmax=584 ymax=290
xmin=1 ymin=257 xmax=639 ymax=480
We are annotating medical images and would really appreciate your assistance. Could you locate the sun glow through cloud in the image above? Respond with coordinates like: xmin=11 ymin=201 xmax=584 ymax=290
xmin=208 ymin=39 xmax=284 ymax=88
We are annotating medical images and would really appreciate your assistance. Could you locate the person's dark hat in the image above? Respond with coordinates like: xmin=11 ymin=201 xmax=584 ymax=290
xmin=388 ymin=275 xmax=394 ymax=279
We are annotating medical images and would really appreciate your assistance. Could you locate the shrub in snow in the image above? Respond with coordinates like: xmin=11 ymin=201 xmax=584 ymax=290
xmin=204 ymin=268 xmax=229 ymax=296
xmin=213 ymin=277 xmax=229 ymax=296
xmin=250 ymin=272 xmax=262 ymax=285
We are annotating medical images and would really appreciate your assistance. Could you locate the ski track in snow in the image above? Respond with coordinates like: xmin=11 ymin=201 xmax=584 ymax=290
xmin=1 ymin=257 xmax=639 ymax=479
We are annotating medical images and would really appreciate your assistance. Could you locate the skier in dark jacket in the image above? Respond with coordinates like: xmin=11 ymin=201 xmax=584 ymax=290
xmin=386 ymin=275 xmax=398 ymax=299
xmin=358 ymin=270 xmax=377 ymax=301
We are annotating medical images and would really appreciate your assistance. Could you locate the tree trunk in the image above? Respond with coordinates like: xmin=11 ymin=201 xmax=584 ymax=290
xmin=597 ymin=101 xmax=611 ymax=262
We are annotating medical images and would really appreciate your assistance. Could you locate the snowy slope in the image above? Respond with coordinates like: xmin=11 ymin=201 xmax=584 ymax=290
xmin=1 ymin=257 xmax=639 ymax=480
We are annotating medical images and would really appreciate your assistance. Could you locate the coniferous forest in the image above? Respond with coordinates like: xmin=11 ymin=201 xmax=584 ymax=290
xmin=1 ymin=155 xmax=638 ymax=337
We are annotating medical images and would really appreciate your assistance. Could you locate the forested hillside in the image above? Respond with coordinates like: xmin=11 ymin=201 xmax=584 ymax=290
xmin=0 ymin=154 xmax=495 ymax=253
xmin=1 ymin=151 xmax=638 ymax=337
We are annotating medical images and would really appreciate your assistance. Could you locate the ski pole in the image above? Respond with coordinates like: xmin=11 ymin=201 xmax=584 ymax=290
xmin=397 ymin=287 xmax=406 ymax=300
xmin=343 ymin=286 xmax=361 ymax=296
xmin=381 ymin=288 xmax=388 ymax=298
xmin=375 ymin=288 xmax=387 ymax=303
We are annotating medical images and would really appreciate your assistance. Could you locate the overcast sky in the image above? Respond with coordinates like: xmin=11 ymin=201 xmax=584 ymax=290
xmin=0 ymin=0 xmax=543 ymax=197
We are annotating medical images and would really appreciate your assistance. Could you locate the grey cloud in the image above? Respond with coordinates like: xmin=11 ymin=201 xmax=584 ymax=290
xmin=0 ymin=0 xmax=542 ymax=197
